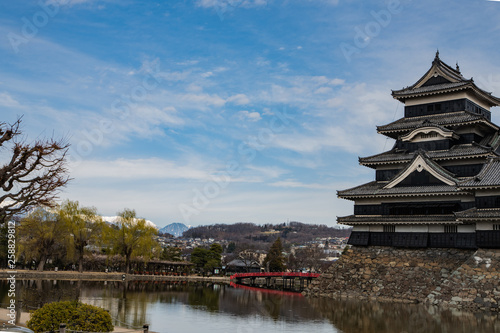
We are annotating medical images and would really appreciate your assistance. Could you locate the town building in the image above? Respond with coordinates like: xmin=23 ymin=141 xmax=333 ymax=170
xmin=338 ymin=52 xmax=500 ymax=249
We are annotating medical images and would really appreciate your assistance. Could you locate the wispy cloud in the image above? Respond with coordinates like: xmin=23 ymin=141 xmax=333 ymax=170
xmin=70 ymin=158 xmax=211 ymax=180
xmin=270 ymin=179 xmax=335 ymax=190
xmin=196 ymin=0 xmax=268 ymax=9
xmin=0 ymin=92 xmax=20 ymax=108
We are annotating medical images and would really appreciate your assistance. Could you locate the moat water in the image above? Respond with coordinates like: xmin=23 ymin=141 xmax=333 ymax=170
xmin=1 ymin=280 xmax=500 ymax=333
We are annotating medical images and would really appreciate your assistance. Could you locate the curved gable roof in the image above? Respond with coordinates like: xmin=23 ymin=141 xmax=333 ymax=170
xmin=400 ymin=124 xmax=458 ymax=142
xmin=384 ymin=151 xmax=458 ymax=189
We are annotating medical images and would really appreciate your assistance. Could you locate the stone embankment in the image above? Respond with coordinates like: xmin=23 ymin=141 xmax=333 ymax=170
xmin=0 ymin=269 xmax=230 ymax=284
xmin=304 ymin=246 xmax=500 ymax=311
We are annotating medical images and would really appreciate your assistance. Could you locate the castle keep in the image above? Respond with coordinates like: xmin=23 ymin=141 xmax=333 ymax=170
xmin=338 ymin=52 xmax=500 ymax=249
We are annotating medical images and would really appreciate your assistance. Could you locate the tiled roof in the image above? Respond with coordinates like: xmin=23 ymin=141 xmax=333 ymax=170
xmin=455 ymin=208 xmax=500 ymax=220
xmin=391 ymin=53 xmax=500 ymax=105
xmin=360 ymin=144 xmax=495 ymax=166
xmin=459 ymin=158 xmax=500 ymax=188
xmin=392 ymin=81 xmax=470 ymax=97
xmin=337 ymin=181 xmax=468 ymax=199
xmin=377 ymin=111 xmax=490 ymax=134
xmin=338 ymin=214 xmax=458 ymax=224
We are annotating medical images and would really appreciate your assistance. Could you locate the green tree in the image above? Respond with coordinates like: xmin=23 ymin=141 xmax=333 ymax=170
xmin=264 ymin=237 xmax=285 ymax=272
xmin=59 ymin=200 xmax=104 ymax=272
xmin=18 ymin=207 xmax=67 ymax=271
xmin=205 ymin=243 xmax=222 ymax=273
xmin=190 ymin=247 xmax=209 ymax=273
xmin=190 ymin=243 xmax=222 ymax=274
xmin=161 ymin=246 xmax=182 ymax=261
xmin=227 ymin=242 xmax=236 ymax=253
xmin=104 ymin=209 xmax=159 ymax=273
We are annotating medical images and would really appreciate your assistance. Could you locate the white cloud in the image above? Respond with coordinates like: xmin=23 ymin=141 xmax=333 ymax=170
xmin=180 ymin=93 xmax=226 ymax=107
xmin=227 ymin=93 xmax=250 ymax=105
xmin=0 ymin=92 xmax=20 ymax=107
xmin=245 ymin=165 xmax=289 ymax=180
xmin=330 ymin=78 xmax=345 ymax=85
xmin=237 ymin=110 xmax=261 ymax=122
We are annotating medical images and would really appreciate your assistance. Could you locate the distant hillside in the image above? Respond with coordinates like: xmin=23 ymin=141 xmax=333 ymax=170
xmin=159 ymin=223 xmax=190 ymax=237
xmin=183 ymin=222 xmax=351 ymax=246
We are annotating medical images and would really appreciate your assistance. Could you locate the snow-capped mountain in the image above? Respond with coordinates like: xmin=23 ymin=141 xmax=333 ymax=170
xmin=159 ymin=223 xmax=190 ymax=237
xmin=102 ymin=216 xmax=158 ymax=229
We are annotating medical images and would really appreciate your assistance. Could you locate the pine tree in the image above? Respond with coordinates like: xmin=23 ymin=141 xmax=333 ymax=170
xmin=264 ymin=237 xmax=285 ymax=272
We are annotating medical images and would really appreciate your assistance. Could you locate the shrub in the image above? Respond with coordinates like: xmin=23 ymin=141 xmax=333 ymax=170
xmin=27 ymin=300 xmax=114 ymax=333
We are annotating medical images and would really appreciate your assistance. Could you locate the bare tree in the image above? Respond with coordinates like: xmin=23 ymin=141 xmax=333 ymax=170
xmin=0 ymin=117 xmax=70 ymax=223
xmin=289 ymin=244 xmax=327 ymax=273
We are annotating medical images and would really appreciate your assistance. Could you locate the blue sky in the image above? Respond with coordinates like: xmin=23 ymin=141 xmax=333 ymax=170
xmin=1 ymin=0 xmax=500 ymax=227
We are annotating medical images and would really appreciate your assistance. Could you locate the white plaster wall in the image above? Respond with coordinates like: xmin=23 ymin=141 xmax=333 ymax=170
xmin=395 ymin=225 xmax=429 ymax=232
xmin=352 ymin=225 xmax=369 ymax=232
xmin=429 ymin=225 xmax=444 ymax=233
xmin=369 ymin=225 xmax=384 ymax=232
xmin=476 ymin=222 xmax=493 ymax=230
xmin=458 ymin=225 xmax=476 ymax=233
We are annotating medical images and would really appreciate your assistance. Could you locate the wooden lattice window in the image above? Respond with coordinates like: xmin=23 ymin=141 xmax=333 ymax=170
xmin=494 ymin=224 xmax=500 ymax=231
xmin=383 ymin=225 xmax=396 ymax=233
xmin=444 ymin=225 xmax=458 ymax=233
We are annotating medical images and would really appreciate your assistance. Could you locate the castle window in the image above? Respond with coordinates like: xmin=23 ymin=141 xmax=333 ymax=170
xmin=420 ymin=132 xmax=438 ymax=139
xmin=494 ymin=224 xmax=500 ymax=231
xmin=444 ymin=225 xmax=458 ymax=233
xmin=383 ymin=225 xmax=396 ymax=233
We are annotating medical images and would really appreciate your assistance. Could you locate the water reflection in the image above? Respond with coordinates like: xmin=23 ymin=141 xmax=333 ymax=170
xmin=1 ymin=280 xmax=500 ymax=333
xmin=307 ymin=297 xmax=500 ymax=333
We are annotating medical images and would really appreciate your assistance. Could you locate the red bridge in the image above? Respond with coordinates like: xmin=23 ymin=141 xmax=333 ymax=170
xmin=230 ymin=272 xmax=320 ymax=292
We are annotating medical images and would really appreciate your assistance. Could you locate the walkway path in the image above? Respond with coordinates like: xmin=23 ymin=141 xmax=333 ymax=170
xmin=0 ymin=269 xmax=230 ymax=283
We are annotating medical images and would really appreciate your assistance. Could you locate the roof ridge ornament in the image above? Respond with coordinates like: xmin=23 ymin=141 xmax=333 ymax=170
xmin=456 ymin=62 xmax=460 ymax=73
xmin=434 ymin=49 xmax=440 ymax=61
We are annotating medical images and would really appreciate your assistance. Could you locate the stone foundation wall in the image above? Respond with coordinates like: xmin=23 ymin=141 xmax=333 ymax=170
xmin=427 ymin=248 xmax=500 ymax=310
xmin=304 ymin=246 xmax=500 ymax=311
